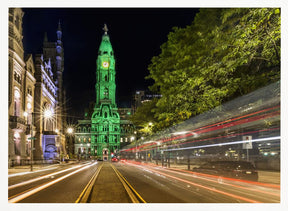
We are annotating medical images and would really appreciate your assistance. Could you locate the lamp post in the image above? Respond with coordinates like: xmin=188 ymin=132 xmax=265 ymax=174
xmin=66 ymin=127 xmax=74 ymax=160
xmin=24 ymin=111 xmax=34 ymax=171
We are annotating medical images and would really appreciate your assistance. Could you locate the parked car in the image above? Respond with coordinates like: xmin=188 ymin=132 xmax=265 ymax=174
xmin=193 ymin=161 xmax=258 ymax=181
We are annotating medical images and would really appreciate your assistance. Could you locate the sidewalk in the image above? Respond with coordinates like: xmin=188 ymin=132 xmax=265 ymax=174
xmin=8 ymin=161 xmax=78 ymax=176
xmin=8 ymin=164 xmax=59 ymax=175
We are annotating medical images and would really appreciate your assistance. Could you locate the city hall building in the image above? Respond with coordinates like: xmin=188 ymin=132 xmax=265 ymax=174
xmin=74 ymin=25 xmax=135 ymax=161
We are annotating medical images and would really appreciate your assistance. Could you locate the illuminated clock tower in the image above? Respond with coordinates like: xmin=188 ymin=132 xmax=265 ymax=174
xmin=91 ymin=24 xmax=120 ymax=160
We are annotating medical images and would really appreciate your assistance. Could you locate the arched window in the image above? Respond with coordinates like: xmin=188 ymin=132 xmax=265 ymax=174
xmin=14 ymin=90 xmax=20 ymax=116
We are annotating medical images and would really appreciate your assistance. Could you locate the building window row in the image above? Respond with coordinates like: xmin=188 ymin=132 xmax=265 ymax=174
xmin=76 ymin=127 xmax=91 ymax=133
xmin=77 ymin=137 xmax=91 ymax=143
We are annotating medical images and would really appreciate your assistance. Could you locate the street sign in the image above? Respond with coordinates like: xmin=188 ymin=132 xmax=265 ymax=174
xmin=242 ymin=136 xmax=252 ymax=149
xmin=28 ymin=137 xmax=36 ymax=140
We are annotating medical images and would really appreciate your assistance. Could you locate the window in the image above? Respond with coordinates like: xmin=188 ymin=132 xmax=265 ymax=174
xmin=27 ymin=87 xmax=32 ymax=96
xmin=14 ymin=90 xmax=20 ymax=116
xmin=14 ymin=72 xmax=21 ymax=84
xmin=14 ymin=133 xmax=20 ymax=155
xmin=104 ymin=87 xmax=109 ymax=99
xmin=15 ymin=15 xmax=20 ymax=29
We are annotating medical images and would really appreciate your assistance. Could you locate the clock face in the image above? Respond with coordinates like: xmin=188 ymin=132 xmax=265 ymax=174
xmin=102 ymin=61 xmax=109 ymax=68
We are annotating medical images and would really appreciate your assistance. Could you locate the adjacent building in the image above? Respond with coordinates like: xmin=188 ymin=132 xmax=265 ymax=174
xmin=8 ymin=8 xmax=66 ymax=165
xmin=9 ymin=8 xmax=36 ymax=165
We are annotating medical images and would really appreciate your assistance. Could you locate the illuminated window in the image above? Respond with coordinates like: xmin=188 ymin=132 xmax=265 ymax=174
xmin=104 ymin=87 xmax=109 ymax=99
xmin=14 ymin=133 xmax=20 ymax=155
xmin=14 ymin=90 xmax=20 ymax=116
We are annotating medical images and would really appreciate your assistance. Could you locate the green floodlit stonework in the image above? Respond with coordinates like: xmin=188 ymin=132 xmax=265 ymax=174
xmin=91 ymin=26 xmax=120 ymax=160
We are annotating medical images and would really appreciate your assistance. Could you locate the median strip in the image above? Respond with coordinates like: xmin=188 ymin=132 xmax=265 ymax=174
xmin=75 ymin=163 xmax=104 ymax=203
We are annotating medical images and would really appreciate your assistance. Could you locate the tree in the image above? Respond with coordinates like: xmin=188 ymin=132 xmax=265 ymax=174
xmin=147 ymin=8 xmax=280 ymax=131
xmin=130 ymin=99 xmax=158 ymax=136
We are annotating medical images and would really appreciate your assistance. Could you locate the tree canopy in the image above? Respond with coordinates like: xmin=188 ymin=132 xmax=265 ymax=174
xmin=133 ymin=8 xmax=281 ymax=132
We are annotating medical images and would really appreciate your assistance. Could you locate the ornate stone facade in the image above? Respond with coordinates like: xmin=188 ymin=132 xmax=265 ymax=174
xmin=8 ymin=8 xmax=36 ymax=164
xmin=8 ymin=8 xmax=66 ymax=164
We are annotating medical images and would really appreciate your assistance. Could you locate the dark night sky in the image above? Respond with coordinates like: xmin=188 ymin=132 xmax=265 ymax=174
xmin=22 ymin=8 xmax=199 ymax=120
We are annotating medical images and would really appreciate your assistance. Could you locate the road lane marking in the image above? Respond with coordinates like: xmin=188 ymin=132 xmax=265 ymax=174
xmin=111 ymin=164 xmax=146 ymax=203
xmin=75 ymin=163 xmax=104 ymax=203
xmin=126 ymin=162 xmax=261 ymax=203
xmin=9 ymin=163 xmax=92 ymax=190
xmin=8 ymin=162 xmax=98 ymax=203
xmin=111 ymin=164 xmax=139 ymax=203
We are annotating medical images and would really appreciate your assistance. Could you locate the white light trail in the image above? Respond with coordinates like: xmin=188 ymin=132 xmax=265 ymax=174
xmin=162 ymin=136 xmax=280 ymax=152
xmin=9 ymin=166 xmax=58 ymax=178
xmin=8 ymin=162 xmax=98 ymax=203
xmin=9 ymin=163 xmax=92 ymax=190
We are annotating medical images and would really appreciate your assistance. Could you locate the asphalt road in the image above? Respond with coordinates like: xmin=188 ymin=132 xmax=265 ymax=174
xmin=114 ymin=161 xmax=280 ymax=203
xmin=9 ymin=161 xmax=99 ymax=203
xmin=8 ymin=160 xmax=280 ymax=203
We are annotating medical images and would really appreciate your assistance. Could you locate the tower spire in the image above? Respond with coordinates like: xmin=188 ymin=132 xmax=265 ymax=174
xmin=58 ymin=19 xmax=61 ymax=31
xmin=103 ymin=24 xmax=108 ymax=35
xmin=57 ymin=20 xmax=62 ymax=41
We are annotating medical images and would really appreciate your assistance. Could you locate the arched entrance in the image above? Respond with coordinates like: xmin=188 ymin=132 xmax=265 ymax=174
xmin=103 ymin=148 xmax=109 ymax=161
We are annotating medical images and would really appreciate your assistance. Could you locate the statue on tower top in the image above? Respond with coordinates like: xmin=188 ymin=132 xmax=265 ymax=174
xmin=103 ymin=24 xmax=108 ymax=35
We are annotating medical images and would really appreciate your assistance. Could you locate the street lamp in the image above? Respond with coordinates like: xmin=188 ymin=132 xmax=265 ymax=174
xmin=67 ymin=127 xmax=73 ymax=134
xmin=44 ymin=109 xmax=53 ymax=119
